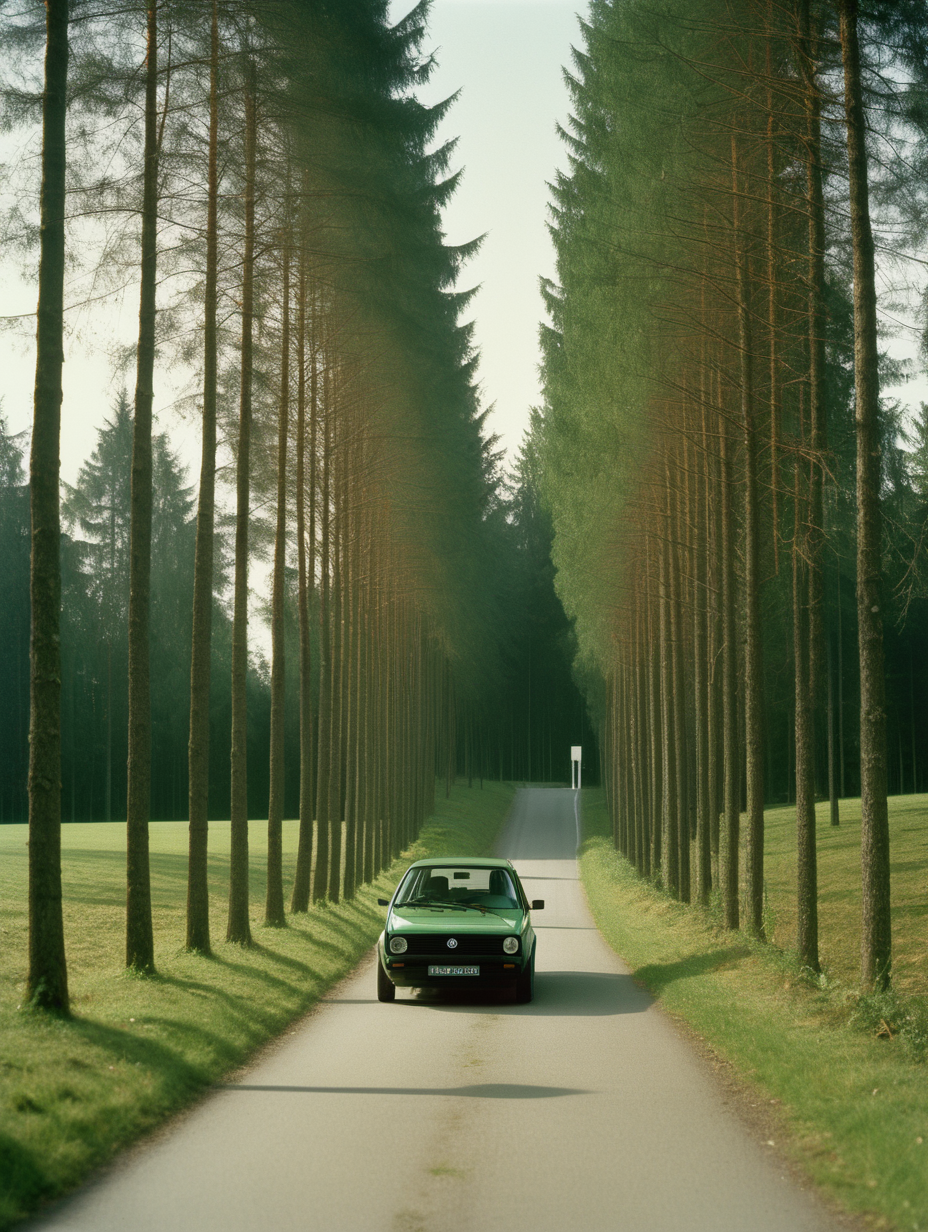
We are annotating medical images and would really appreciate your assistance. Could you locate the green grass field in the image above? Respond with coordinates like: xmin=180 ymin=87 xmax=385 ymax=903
xmin=0 ymin=782 xmax=515 ymax=1230
xmin=579 ymin=789 xmax=928 ymax=1232
xmin=762 ymin=795 xmax=928 ymax=1000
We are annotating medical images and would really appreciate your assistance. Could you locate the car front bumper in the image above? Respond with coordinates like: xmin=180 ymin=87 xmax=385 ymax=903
xmin=383 ymin=956 xmax=526 ymax=988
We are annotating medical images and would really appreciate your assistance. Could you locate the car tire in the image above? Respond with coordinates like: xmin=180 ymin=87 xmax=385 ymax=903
xmin=515 ymin=949 xmax=535 ymax=1004
xmin=377 ymin=958 xmax=396 ymax=1003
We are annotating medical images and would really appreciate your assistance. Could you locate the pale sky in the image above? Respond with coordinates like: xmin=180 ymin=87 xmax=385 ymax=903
xmin=392 ymin=0 xmax=582 ymax=458
xmin=0 ymin=0 xmax=582 ymax=482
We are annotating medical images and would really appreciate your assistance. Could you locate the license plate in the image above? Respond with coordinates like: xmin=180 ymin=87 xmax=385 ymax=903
xmin=428 ymin=965 xmax=479 ymax=976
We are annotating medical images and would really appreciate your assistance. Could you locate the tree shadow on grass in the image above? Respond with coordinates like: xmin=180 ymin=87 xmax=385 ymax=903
xmin=226 ymin=942 xmax=318 ymax=981
xmin=633 ymin=946 xmax=751 ymax=996
xmin=64 ymin=1016 xmax=217 ymax=1091
xmin=889 ymin=860 xmax=928 ymax=876
xmin=59 ymin=894 xmax=126 ymax=908
xmin=155 ymin=967 xmax=307 ymax=1016
xmin=208 ymin=956 xmax=319 ymax=1002
xmin=252 ymin=934 xmax=364 ymax=979
xmin=236 ymin=928 xmax=356 ymax=970
xmin=0 ymin=1133 xmax=50 ymax=1223
xmin=67 ymin=1003 xmax=302 ymax=1094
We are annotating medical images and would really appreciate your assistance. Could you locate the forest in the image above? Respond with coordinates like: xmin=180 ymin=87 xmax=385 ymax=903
xmin=0 ymin=0 xmax=590 ymax=1012
xmin=3 ymin=0 xmax=927 ymax=1019
xmin=535 ymin=0 xmax=928 ymax=991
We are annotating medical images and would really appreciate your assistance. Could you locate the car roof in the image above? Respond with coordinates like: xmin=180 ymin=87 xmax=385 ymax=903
xmin=404 ymin=856 xmax=514 ymax=871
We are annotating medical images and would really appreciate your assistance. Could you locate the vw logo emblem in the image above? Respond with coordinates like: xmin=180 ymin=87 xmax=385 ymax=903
xmin=447 ymin=938 xmax=458 ymax=949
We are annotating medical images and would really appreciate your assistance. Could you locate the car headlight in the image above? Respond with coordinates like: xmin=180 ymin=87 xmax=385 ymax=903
xmin=503 ymin=936 xmax=519 ymax=955
xmin=389 ymin=936 xmax=408 ymax=954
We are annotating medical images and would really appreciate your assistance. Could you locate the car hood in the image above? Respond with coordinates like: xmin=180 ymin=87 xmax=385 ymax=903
xmin=389 ymin=907 xmax=523 ymax=933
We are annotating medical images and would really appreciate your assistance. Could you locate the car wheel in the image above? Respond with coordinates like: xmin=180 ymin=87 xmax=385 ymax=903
xmin=377 ymin=958 xmax=396 ymax=1002
xmin=515 ymin=949 xmax=534 ymax=1003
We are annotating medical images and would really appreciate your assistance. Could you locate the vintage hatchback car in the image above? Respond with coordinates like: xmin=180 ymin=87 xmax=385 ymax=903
xmin=376 ymin=856 xmax=543 ymax=1003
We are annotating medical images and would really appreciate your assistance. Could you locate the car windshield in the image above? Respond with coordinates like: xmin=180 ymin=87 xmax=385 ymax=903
xmin=395 ymin=865 xmax=521 ymax=910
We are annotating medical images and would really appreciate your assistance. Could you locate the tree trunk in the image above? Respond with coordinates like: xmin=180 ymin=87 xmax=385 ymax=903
xmin=733 ymin=137 xmax=765 ymax=938
xmin=647 ymin=539 xmax=662 ymax=877
xmin=670 ymin=458 xmax=689 ymax=901
xmin=291 ymin=238 xmax=314 ymax=913
xmin=265 ymin=217 xmax=290 ymax=929
xmin=186 ymin=0 xmax=219 ymax=954
xmin=227 ymin=59 xmax=257 ymax=946
xmin=827 ymin=624 xmax=839 ymax=826
xmin=802 ymin=0 xmax=827 ymax=719
xmin=838 ymin=0 xmax=891 ymax=991
xmin=126 ymin=0 xmax=159 ymax=973
xmin=794 ymin=453 xmax=819 ymax=972
xmin=27 ymin=0 xmax=70 ymax=1013
xmin=720 ymin=407 xmax=740 ymax=931
xmin=327 ymin=392 xmax=344 ymax=904
xmin=765 ymin=12 xmax=781 ymax=578
xmin=694 ymin=399 xmax=712 ymax=903
xmin=659 ymin=519 xmax=678 ymax=895
xmin=312 ymin=353 xmax=332 ymax=902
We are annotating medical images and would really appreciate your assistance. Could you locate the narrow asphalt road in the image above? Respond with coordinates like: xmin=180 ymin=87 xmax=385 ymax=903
xmin=31 ymin=788 xmax=844 ymax=1232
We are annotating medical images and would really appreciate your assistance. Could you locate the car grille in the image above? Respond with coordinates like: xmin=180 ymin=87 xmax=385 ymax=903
xmin=398 ymin=934 xmax=515 ymax=956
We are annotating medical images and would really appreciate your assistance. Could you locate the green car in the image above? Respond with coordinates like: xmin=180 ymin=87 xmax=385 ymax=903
xmin=376 ymin=857 xmax=543 ymax=1004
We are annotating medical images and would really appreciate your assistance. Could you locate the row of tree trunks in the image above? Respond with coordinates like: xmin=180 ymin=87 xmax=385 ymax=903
xmin=24 ymin=0 xmax=498 ymax=1007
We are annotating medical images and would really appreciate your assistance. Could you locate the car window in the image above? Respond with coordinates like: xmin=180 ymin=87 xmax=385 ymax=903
xmin=396 ymin=866 xmax=521 ymax=909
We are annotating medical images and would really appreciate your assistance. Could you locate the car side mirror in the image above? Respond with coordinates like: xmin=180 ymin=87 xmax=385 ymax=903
xmin=531 ymin=899 xmax=544 ymax=911
xmin=377 ymin=898 xmax=390 ymax=907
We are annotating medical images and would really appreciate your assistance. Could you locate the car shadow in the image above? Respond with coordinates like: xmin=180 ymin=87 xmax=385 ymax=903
xmin=221 ymin=1081 xmax=589 ymax=1099
xmin=392 ymin=970 xmax=650 ymax=1016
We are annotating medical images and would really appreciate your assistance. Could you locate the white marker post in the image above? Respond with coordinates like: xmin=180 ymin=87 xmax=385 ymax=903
xmin=571 ymin=746 xmax=582 ymax=791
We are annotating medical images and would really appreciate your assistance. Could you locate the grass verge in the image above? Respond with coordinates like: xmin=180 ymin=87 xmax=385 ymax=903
xmin=0 ymin=781 xmax=515 ymax=1230
xmin=579 ymin=788 xmax=928 ymax=1232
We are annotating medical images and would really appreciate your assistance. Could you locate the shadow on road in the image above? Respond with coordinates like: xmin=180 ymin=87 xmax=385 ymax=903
xmin=384 ymin=970 xmax=650 ymax=1016
xmin=222 ymin=1082 xmax=589 ymax=1099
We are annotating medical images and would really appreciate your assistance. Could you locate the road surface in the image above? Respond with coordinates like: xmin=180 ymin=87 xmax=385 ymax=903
xmin=31 ymin=788 xmax=845 ymax=1232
